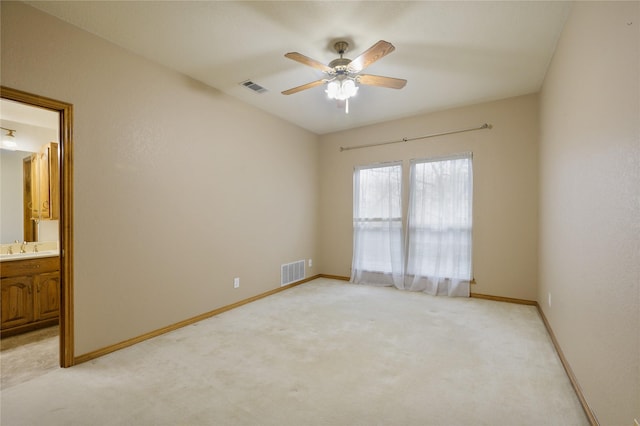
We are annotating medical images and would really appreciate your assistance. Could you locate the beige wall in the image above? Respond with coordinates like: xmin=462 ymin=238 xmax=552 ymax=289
xmin=318 ymin=94 xmax=539 ymax=301
xmin=1 ymin=2 xmax=320 ymax=355
xmin=4 ymin=4 xmax=638 ymax=421
xmin=539 ymin=2 xmax=639 ymax=425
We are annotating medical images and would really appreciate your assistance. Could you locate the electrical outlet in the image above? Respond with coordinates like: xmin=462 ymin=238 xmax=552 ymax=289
xmin=233 ymin=277 xmax=240 ymax=289
xmin=548 ymin=292 xmax=552 ymax=307
xmin=308 ymin=259 xmax=313 ymax=268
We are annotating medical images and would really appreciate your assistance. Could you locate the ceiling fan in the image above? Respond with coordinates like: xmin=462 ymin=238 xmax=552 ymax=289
xmin=282 ymin=40 xmax=407 ymax=113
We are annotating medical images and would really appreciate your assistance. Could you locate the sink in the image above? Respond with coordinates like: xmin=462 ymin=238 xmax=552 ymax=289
xmin=0 ymin=250 xmax=59 ymax=262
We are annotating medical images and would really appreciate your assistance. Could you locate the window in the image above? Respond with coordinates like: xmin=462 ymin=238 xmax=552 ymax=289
xmin=351 ymin=154 xmax=473 ymax=297
xmin=350 ymin=162 xmax=404 ymax=287
xmin=405 ymin=154 xmax=473 ymax=296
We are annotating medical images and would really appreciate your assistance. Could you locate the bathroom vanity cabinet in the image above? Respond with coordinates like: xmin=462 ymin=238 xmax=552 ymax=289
xmin=0 ymin=256 xmax=60 ymax=337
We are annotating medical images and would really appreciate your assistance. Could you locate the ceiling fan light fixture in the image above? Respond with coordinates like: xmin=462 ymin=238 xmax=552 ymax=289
xmin=326 ymin=78 xmax=358 ymax=101
xmin=326 ymin=80 xmax=339 ymax=99
xmin=342 ymin=79 xmax=358 ymax=98
xmin=283 ymin=39 xmax=405 ymax=115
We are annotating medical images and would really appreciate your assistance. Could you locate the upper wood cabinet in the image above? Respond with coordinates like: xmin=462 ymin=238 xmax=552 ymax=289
xmin=29 ymin=142 xmax=59 ymax=220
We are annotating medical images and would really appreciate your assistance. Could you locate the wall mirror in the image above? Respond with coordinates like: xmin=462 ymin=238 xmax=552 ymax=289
xmin=0 ymin=98 xmax=60 ymax=244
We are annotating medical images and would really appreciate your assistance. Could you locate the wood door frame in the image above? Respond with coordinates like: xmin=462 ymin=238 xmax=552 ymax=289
xmin=1 ymin=86 xmax=74 ymax=367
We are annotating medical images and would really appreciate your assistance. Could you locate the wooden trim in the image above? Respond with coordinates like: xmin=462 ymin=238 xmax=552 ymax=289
xmin=1 ymin=86 xmax=75 ymax=368
xmin=536 ymin=305 xmax=599 ymax=425
xmin=316 ymin=281 xmax=534 ymax=306
xmin=470 ymin=292 xmax=537 ymax=306
xmin=472 ymin=291 xmax=598 ymax=424
xmin=74 ymin=274 xmax=322 ymax=365
xmin=318 ymin=274 xmax=350 ymax=281
xmin=318 ymin=274 xmax=477 ymax=285
xmin=0 ymin=318 xmax=59 ymax=338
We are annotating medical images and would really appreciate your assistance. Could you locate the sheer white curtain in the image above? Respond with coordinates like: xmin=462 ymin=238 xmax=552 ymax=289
xmin=350 ymin=163 xmax=404 ymax=287
xmin=403 ymin=153 xmax=473 ymax=297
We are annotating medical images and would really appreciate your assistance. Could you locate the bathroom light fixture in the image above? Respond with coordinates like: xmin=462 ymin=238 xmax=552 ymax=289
xmin=1 ymin=126 xmax=16 ymax=138
xmin=1 ymin=126 xmax=17 ymax=150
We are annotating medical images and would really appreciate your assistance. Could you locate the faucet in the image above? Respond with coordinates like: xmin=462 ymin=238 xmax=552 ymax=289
xmin=20 ymin=241 xmax=28 ymax=253
xmin=7 ymin=240 xmax=19 ymax=255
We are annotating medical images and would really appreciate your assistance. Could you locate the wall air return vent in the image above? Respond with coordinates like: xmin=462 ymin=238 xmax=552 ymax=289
xmin=281 ymin=260 xmax=305 ymax=286
xmin=240 ymin=80 xmax=268 ymax=94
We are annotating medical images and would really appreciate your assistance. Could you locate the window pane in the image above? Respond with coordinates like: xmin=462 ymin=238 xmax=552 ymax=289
xmin=352 ymin=163 xmax=403 ymax=280
xmin=407 ymin=155 xmax=473 ymax=281
xmin=355 ymin=165 xmax=402 ymax=219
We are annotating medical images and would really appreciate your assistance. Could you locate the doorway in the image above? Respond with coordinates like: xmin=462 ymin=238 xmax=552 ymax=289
xmin=1 ymin=86 xmax=74 ymax=368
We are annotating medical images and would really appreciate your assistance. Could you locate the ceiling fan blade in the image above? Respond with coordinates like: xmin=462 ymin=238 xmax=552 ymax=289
xmin=284 ymin=52 xmax=334 ymax=73
xmin=358 ymin=74 xmax=407 ymax=89
xmin=281 ymin=79 xmax=326 ymax=95
xmin=347 ymin=40 xmax=396 ymax=73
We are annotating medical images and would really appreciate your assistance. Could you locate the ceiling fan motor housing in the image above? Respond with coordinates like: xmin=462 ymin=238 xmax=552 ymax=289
xmin=334 ymin=41 xmax=349 ymax=55
xmin=329 ymin=58 xmax=351 ymax=74
xmin=330 ymin=41 xmax=351 ymax=74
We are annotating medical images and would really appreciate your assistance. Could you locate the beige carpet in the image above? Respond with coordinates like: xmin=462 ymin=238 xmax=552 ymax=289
xmin=0 ymin=278 xmax=588 ymax=425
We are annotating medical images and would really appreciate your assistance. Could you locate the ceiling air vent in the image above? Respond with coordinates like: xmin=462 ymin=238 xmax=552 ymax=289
xmin=240 ymin=80 xmax=268 ymax=94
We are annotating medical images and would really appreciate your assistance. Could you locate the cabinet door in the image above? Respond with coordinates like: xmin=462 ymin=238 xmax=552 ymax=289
xmin=23 ymin=156 xmax=37 ymax=241
xmin=34 ymin=271 xmax=60 ymax=321
xmin=47 ymin=142 xmax=59 ymax=220
xmin=1 ymin=276 xmax=34 ymax=330
xmin=37 ymin=149 xmax=51 ymax=219
xmin=29 ymin=151 xmax=50 ymax=218
xmin=28 ymin=143 xmax=59 ymax=220
xmin=30 ymin=153 xmax=40 ymax=218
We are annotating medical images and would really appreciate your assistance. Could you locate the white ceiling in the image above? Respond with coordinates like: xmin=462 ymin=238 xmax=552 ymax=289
xmin=26 ymin=1 xmax=571 ymax=135
xmin=1 ymin=99 xmax=58 ymax=129
xmin=1 ymin=99 xmax=59 ymax=152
